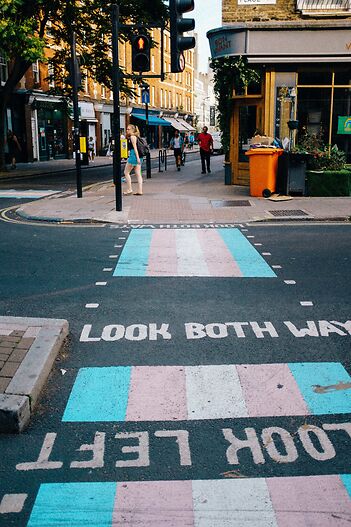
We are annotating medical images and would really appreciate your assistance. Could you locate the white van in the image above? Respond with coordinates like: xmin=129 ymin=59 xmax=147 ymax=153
xmin=211 ymin=131 xmax=223 ymax=155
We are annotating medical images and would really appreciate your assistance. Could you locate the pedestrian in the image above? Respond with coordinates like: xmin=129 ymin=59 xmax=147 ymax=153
xmin=6 ymin=130 xmax=21 ymax=169
xmin=123 ymin=124 xmax=143 ymax=196
xmin=188 ymin=132 xmax=194 ymax=150
xmin=170 ymin=130 xmax=184 ymax=171
xmin=197 ymin=126 xmax=213 ymax=174
xmin=88 ymin=136 xmax=95 ymax=161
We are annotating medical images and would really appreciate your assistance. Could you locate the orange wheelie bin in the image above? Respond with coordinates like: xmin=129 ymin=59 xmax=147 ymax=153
xmin=245 ymin=148 xmax=283 ymax=197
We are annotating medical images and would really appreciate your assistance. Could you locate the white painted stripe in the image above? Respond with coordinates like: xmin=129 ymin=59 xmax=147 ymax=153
xmin=262 ymin=252 xmax=271 ymax=256
xmin=272 ymin=265 xmax=282 ymax=269
xmin=109 ymin=255 xmax=118 ymax=259
xmin=300 ymin=301 xmax=313 ymax=306
xmin=247 ymin=235 xmax=255 ymax=238
xmin=176 ymin=230 xmax=210 ymax=276
xmin=114 ymin=245 xmax=123 ymax=248
xmin=119 ymin=237 xmax=126 ymax=240
xmin=192 ymin=479 xmax=278 ymax=527
xmin=103 ymin=268 xmax=113 ymax=272
xmin=284 ymin=280 xmax=296 ymax=285
xmin=241 ymin=229 xmax=248 ymax=231
xmin=185 ymin=365 xmax=248 ymax=420
xmin=254 ymin=243 xmax=263 ymax=246
xmin=85 ymin=303 xmax=99 ymax=309
xmin=95 ymin=282 xmax=107 ymax=286
xmin=0 ymin=494 xmax=28 ymax=514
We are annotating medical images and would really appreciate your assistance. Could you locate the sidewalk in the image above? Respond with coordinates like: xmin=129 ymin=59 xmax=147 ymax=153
xmin=13 ymin=155 xmax=351 ymax=224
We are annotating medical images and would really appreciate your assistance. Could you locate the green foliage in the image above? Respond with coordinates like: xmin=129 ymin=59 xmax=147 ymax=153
xmin=210 ymin=56 xmax=261 ymax=156
xmin=293 ymin=130 xmax=346 ymax=171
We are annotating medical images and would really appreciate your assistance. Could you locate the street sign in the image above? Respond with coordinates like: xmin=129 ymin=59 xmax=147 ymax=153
xmin=142 ymin=87 xmax=150 ymax=104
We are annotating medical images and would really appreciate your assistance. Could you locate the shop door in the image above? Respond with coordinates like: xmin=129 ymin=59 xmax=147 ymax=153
xmin=232 ymin=100 xmax=263 ymax=186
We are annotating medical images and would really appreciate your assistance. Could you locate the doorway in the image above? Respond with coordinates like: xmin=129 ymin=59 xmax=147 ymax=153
xmin=231 ymin=99 xmax=263 ymax=185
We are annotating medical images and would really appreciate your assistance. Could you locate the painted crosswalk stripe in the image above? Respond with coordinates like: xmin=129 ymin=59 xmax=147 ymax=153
xmin=62 ymin=362 xmax=351 ymax=422
xmin=27 ymin=476 xmax=351 ymax=526
xmin=113 ymin=229 xmax=276 ymax=278
xmin=0 ymin=189 xmax=59 ymax=199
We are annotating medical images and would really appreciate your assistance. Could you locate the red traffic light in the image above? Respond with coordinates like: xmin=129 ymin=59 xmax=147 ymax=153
xmin=137 ymin=37 xmax=147 ymax=51
xmin=131 ymin=33 xmax=151 ymax=72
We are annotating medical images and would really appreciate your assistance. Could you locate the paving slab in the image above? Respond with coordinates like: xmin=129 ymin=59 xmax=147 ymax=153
xmin=0 ymin=317 xmax=69 ymax=433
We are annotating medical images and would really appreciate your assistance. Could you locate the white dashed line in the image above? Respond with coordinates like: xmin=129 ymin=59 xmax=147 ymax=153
xmin=85 ymin=303 xmax=99 ymax=309
xmin=103 ymin=268 xmax=113 ymax=272
xmin=109 ymin=255 xmax=118 ymax=259
xmin=241 ymin=229 xmax=248 ymax=232
xmin=0 ymin=494 xmax=28 ymax=514
xmin=284 ymin=280 xmax=296 ymax=285
xmin=254 ymin=243 xmax=263 ymax=246
xmin=119 ymin=237 xmax=126 ymax=240
xmin=262 ymin=252 xmax=271 ymax=256
xmin=247 ymin=235 xmax=255 ymax=238
xmin=114 ymin=244 xmax=123 ymax=248
xmin=272 ymin=265 xmax=282 ymax=269
xmin=300 ymin=301 xmax=313 ymax=306
xmin=95 ymin=282 xmax=107 ymax=286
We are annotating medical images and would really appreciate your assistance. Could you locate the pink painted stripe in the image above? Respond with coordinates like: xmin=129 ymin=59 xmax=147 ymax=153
xmin=267 ymin=475 xmax=351 ymax=526
xmin=112 ymin=481 xmax=194 ymax=526
xmin=197 ymin=229 xmax=243 ymax=277
xmin=237 ymin=364 xmax=310 ymax=417
xmin=126 ymin=366 xmax=188 ymax=421
xmin=147 ymin=230 xmax=178 ymax=276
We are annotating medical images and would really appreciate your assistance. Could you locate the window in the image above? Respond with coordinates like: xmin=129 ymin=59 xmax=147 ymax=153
xmin=296 ymin=0 xmax=350 ymax=11
xmin=160 ymin=89 xmax=164 ymax=108
xmin=151 ymin=86 xmax=155 ymax=106
xmin=32 ymin=61 xmax=40 ymax=84
xmin=151 ymin=55 xmax=155 ymax=72
xmin=0 ymin=56 xmax=8 ymax=85
xmin=48 ymin=63 xmax=55 ymax=88
xmin=101 ymin=85 xmax=106 ymax=99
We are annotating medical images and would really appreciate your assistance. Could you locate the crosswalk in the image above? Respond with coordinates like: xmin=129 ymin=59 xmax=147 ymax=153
xmin=0 ymin=189 xmax=59 ymax=199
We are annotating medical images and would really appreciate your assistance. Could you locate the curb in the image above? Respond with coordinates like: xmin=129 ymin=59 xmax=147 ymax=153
xmin=0 ymin=317 xmax=69 ymax=433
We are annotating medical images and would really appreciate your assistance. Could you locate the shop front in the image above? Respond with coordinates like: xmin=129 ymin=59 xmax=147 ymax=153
xmin=130 ymin=108 xmax=171 ymax=149
xmin=32 ymin=98 xmax=68 ymax=161
xmin=207 ymin=21 xmax=351 ymax=185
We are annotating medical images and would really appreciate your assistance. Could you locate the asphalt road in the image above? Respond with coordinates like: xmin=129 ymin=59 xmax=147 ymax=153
xmin=0 ymin=220 xmax=350 ymax=525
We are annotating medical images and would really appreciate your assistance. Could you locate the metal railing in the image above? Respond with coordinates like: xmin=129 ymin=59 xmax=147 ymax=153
xmin=296 ymin=0 xmax=350 ymax=10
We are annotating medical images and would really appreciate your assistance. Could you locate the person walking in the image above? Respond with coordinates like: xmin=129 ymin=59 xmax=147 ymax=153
xmin=188 ymin=132 xmax=194 ymax=150
xmin=6 ymin=130 xmax=21 ymax=169
xmin=197 ymin=126 xmax=213 ymax=174
xmin=88 ymin=137 xmax=95 ymax=162
xmin=170 ymin=130 xmax=184 ymax=171
xmin=123 ymin=124 xmax=143 ymax=196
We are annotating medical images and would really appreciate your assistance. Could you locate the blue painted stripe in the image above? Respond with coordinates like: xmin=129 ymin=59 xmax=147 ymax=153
xmin=288 ymin=362 xmax=351 ymax=415
xmin=340 ymin=475 xmax=351 ymax=498
xmin=113 ymin=230 xmax=152 ymax=276
xmin=27 ymin=482 xmax=117 ymax=526
xmin=62 ymin=367 xmax=131 ymax=422
xmin=218 ymin=228 xmax=276 ymax=278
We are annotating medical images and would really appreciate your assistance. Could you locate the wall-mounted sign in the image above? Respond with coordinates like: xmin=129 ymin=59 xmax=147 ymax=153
xmin=238 ymin=0 xmax=276 ymax=4
xmin=337 ymin=116 xmax=351 ymax=135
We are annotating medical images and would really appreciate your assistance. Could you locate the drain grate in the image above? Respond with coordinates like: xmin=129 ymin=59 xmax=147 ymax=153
xmin=211 ymin=200 xmax=251 ymax=208
xmin=269 ymin=209 xmax=309 ymax=217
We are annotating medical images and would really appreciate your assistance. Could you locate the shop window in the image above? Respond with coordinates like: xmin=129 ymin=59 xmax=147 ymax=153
xmin=334 ymin=70 xmax=351 ymax=86
xmin=332 ymin=88 xmax=351 ymax=163
xmin=0 ymin=56 xmax=8 ymax=85
xmin=296 ymin=87 xmax=332 ymax=144
xmin=298 ymin=71 xmax=333 ymax=86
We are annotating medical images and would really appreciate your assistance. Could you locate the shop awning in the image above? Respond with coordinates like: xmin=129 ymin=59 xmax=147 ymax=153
xmin=181 ymin=120 xmax=196 ymax=132
xmin=165 ymin=117 xmax=190 ymax=132
xmin=131 ymin=110 xmax=171 ymax=126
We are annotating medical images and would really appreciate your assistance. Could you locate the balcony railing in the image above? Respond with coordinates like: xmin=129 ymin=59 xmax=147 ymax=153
xmin=296 ymin=0 xmax=351 ymax=11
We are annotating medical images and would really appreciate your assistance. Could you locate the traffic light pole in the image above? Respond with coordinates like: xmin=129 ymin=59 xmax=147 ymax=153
xmin=145 ymin=101 xmax=151 ymax=179
xmin=71 ymin=31 xmax=82 ymax=198
xmin=112 ymin=3 xmax=122 ymax=212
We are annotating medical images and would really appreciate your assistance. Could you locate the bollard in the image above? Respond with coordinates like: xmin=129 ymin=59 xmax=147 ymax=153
xmin=164 ymin=149 xmax=168 ymax=171
xmin=146 ymin=152 xmax=152 ymax=179
xmin=159 ymin=149 xmax=164 ymax=172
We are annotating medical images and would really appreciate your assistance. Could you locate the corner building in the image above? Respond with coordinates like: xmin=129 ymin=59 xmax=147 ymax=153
xmin=207 ymin=1 xmax=351 ymax=185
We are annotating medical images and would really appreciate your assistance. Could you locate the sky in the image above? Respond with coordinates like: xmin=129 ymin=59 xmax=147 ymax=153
xmin=193 ymin=0 xmax=222 ymax=73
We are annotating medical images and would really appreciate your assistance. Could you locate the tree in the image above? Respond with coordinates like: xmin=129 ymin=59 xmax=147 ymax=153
xmin=0 ymin=0 xmax=167 ymax=169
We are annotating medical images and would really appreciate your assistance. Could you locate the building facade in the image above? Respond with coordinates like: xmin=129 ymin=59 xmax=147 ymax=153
xmin=2 ymin=26 xmax=195 ymax=164
xmin=208 ymin=0 xmax=351 ymax=185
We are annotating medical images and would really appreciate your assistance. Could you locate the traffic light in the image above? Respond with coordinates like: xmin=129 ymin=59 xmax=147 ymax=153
xmin=170 ymin=0 xmax=196 ymax=73
xmin=131 ymin=33 xmax=151 ymax=72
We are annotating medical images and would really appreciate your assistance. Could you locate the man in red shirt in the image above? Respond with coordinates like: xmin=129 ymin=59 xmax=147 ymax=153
xmin=197 ymin=126 xmax=213 ymax=174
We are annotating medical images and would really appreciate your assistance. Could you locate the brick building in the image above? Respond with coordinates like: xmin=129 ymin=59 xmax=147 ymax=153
xmin=2 ymin=26 xmax=195 ymax=164
xmin=207 ymin=0 xmax=351 ymax=186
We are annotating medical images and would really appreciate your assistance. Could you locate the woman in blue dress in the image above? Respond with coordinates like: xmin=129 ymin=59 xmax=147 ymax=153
xmin=123 ymin=124 xmax=143 ymax=195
